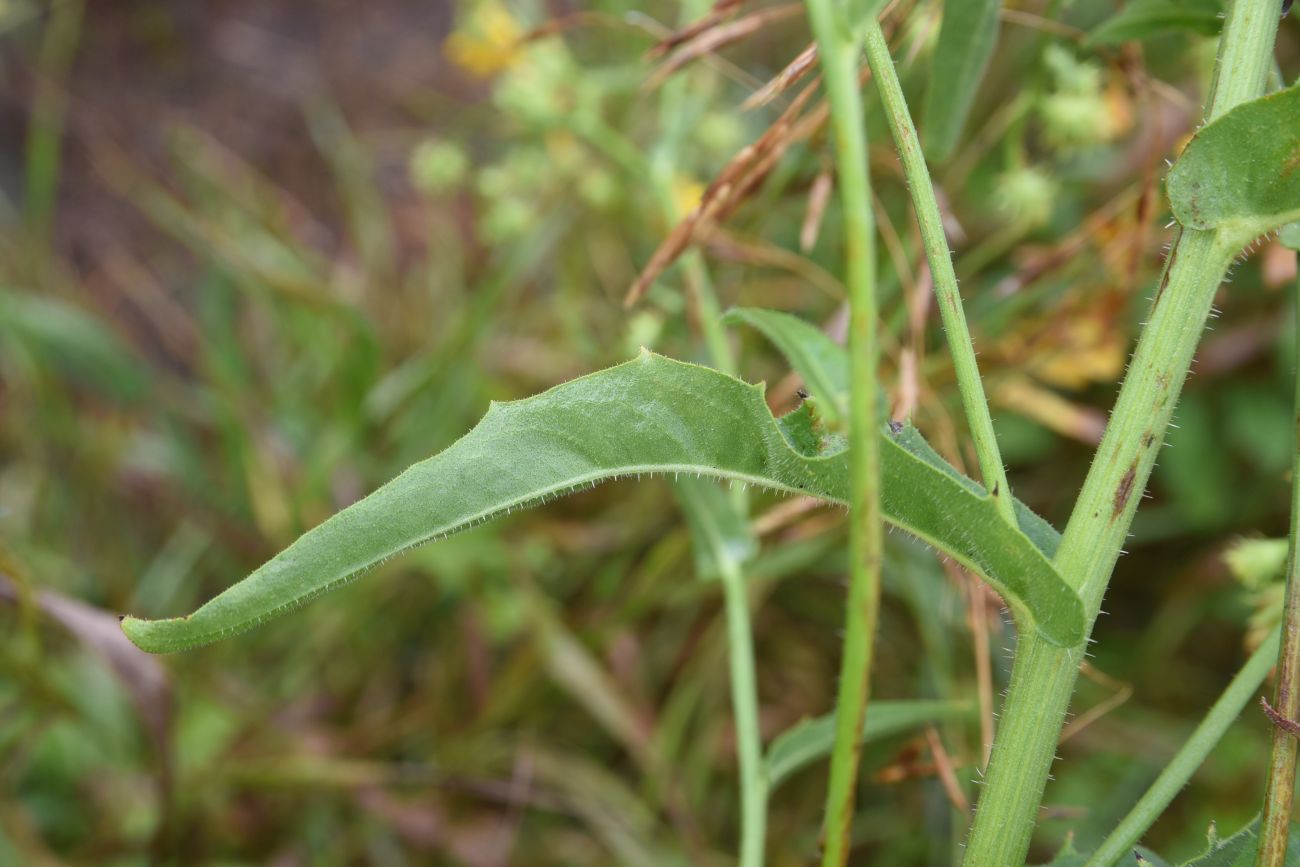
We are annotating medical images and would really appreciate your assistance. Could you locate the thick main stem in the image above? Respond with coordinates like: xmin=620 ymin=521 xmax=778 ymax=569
xmin=804 ymin=6 xmax=882 ymax=865
xmin=1258 ymin=263 xmax=1300 ymax=865
xmin=964 ymin=228 xmax=1239 ymax=865
xmin=963 ymin=2 xmax=1279 ymax=861
xmin=860 ymin=21 xmax=1014 ymax=524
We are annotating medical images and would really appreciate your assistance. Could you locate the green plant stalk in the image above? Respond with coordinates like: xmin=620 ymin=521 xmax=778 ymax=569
xmin=1258 ymin=269 xmax=1300 ymax=865
xmin=1086 ymin=626 xmax=1281 ymax=866
xmin=963 ymin=2 xmax=1280 ymax=862
xmin=860 ymin=20 xmax=1013 ymax=524
xmin=653 ymin=49 xmax=760 ymax=865
xmin=720 ymin=559 xmax=768 ymax=867
xmin=803 ymin=5 xmax=882 ymax=864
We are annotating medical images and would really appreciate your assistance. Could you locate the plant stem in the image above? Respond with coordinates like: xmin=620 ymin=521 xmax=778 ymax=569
xmin=720 ymin=560 xmax=768 ymax=867
xmin=860 ymin=20 xmax=1014 ymax=524
xmin=1258 ymin=265 xmax=1300 ymax=865
xmin=25 ymin=0 xmax=84 ymax=260
xmin=1086 ymin=626 xmax=1281 ymax=867
xmin=652 ymin=43 xmax=760 ymax=864
xmin=963 ymin=3 xmax=1280 ymax=862
xmin=803 ymin=5 xmax=882 ymax=864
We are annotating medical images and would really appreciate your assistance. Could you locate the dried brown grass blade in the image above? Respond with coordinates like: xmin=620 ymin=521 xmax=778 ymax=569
xmin=625 ymin=73 xmax=836 ymax=306
xmin=645 ymin=5 xmax=803 ymax=91
xmin=646 ymin=0 xmax=745 ymax=59
xmin=742 ymin=42 xmax=818 ymax=110
xmin=799 ymin=160 xmax=833 ymax=252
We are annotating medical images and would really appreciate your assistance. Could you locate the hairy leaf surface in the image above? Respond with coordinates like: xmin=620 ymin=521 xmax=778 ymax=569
xmin=122 ymin=352 xmax=1084 ymax=652
xmin=1177 ymin=817 xmax=1300 ymax=866
xmin=1168 ymin=84 xmax=1300 ymax=248
xmin=725 ymin=306 xmax=1063 ymax=555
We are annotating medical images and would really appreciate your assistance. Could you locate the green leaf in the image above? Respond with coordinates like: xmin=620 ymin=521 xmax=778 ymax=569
xmin=674 ymin=478 xmax=757 ymax=581
xmin=1167 ymin=84 xmax=1300 ymax=249
xmin=765 ymin=699 xmax=972 ymax=790
xmin=1086 ymin=0 xmax=1224 ymax=46
xmin=1174 ymin=817 xmax=1300 ymax=866
xmin=1040 ymin=840 xmax=1169 ymax=867
xmin=723 ymin=307 xmax=848 ymax=419
xmin=922 ymin=0 xmax=1002 ymax=162
xmin=725 ymin=306 xmax=1063 ymax=555
xmin=0 ymin=287 xmax=148 ymax=401
xmin=121 ymin=352 xmax=1085 ymax=652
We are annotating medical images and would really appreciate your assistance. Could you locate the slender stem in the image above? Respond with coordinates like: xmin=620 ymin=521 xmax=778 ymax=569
xmin=1085 ymin=627 xmax=1281 ymax=867
xmin=963 ymin=3 xmax=1280 ymax=862
xmin=652 ymin=40 xmax=758 ymax=864
xmin=25 ymin=0 xmax=84 ymax=259
xmin=860 ymin=21 xmax=1014 ymax=523
xmin=1258 ymin=266 xmax=1300 ymax=865
xmin=802 ymin=6 xmax=882 ymax=864
xmin=720 ymin=561 xmax=768 ymax=867
xmin=651 ymin=41 xmax=737 ymax=376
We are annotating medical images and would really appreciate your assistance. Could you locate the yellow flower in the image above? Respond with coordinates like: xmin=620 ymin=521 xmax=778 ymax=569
xmin=670 ymin=175 xmax=705 ymax=218
xmin=445 ymin=1 xmax=524 ymax=79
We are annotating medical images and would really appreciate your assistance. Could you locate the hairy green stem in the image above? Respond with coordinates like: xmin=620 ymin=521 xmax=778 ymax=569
xmin=720 ymin=561 xmax=768 ymax=867
xmin=860 ymin=20 xmax=1013 ymax=523
xmin=963 ymin=3 xmax=1280 ymax=862
xmin=803 ymin=5 xmax=882 ymax=864
xmin=1258 ymin=267 xmax=1300 ymax=865
xmin=1087 ymin=627 xmax=1281 ymax=866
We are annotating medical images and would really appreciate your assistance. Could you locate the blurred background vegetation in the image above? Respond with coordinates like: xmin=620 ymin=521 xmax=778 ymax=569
xmin=1 ymin=0 xmax=1298 ymax=864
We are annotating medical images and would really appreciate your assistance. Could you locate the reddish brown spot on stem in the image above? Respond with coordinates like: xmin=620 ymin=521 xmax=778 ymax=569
xmin=1112 ymin=464 xmax=1138 ymax=519
xmin=1152 ymin=245 xmax=1178 ymax=307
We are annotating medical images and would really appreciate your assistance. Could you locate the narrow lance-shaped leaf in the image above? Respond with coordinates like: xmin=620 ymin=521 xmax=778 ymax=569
xmin=922 ymin=0 xmax=1003 ymax=162
xmin=1168 ymin=83 xmax=1300 ymax=251
xmin=723 ymin=307 xmax=848 ymax=419
xmin=121 ymin=352 xmax=1085 ymax=652
xmin=765 ymin=699 xmax=972 ymax=791
xmin=0 ymin=286 xmax=148 ymax=401
xmin=1086 ymin=0 xmax=1224 ymax=46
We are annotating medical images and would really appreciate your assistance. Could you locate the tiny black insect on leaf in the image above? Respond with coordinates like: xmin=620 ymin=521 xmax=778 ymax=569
xmin=1285 ymin=0 xmax=1294 ymax=17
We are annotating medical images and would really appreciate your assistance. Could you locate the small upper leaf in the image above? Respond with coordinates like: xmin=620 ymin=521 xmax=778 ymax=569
xmin=723 ymin=307 xmax=848 ymax=420
xmin=1168 ymin=84 xmax=1300 ymax=249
